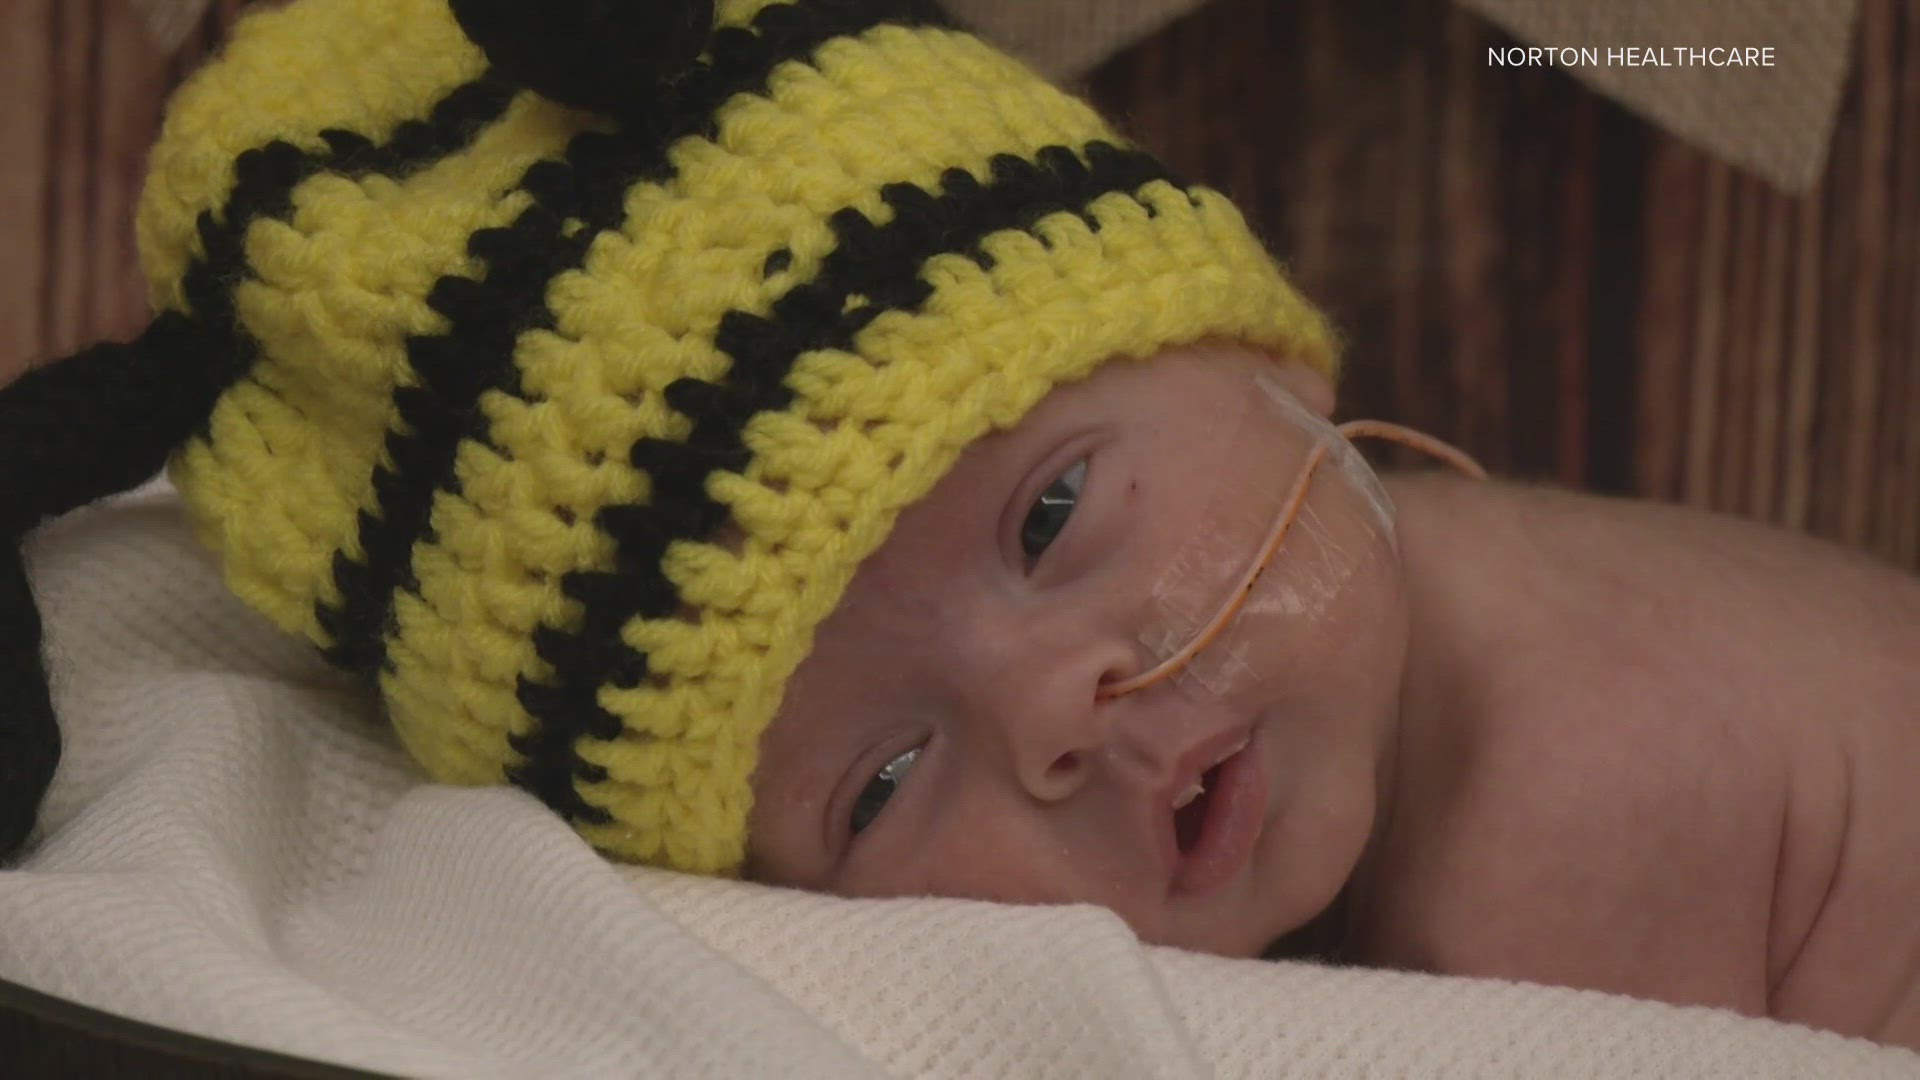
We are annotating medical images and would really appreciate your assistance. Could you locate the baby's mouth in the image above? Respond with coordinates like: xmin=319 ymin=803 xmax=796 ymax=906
xmin=1165 ymin=730 xmax=1267 ymax=896
xmin=1172 ymin=761 xmax=1225 ymax=853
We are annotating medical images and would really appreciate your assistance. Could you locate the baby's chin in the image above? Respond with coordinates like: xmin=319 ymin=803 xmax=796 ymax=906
xmin=1259 ymin=884 xmax=1354 ymax=961
xmin=1139 ymin=872 xmax=1356 ymax=959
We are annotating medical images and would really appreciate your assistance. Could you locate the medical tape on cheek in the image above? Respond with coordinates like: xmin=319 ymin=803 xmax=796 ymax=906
xmin=1135 ymin=372 xmax=1399 ymax=700
xmin=1137 ymin=503 xmax=1264 ymax=697
xmin=1131 ymin=386 xmax=1260 ymax=697
xmin=1252 ymin=372 xmax=1397 ymax=548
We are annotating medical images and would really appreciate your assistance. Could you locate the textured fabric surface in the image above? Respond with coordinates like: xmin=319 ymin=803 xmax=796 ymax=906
xmin=940 ymin=0 xmax=1212 ymax=80
xmin=1457 ymin=0 xmax=1860 ymax=191
xmin=4 ymin=487 xmax=1918 ymax=1078
xmin=130 ymin=0 xmax=209 ymax=52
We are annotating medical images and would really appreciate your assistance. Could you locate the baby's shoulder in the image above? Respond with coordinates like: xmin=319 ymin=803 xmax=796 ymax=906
xmin=1387 ymin=471 xmax=1917 ymax=788
xmin=1385 ymin=471 xmax=1920 ymax=659
xmin=1378 ymin=472 xmax=1920 ymax=1037
xmin=1383 ymin=472 xmax=1817 ymax=828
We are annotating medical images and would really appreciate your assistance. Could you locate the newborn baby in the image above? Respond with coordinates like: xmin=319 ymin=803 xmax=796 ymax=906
xmin=4 ymin=0 xmax=1915 ymax=1060
xmin=748 ymin=341 xmax=1920 ymax=1049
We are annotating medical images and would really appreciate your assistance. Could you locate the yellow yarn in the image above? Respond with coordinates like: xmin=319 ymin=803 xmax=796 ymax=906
xmin=140 ymin=0 xmax=1338 ymax=875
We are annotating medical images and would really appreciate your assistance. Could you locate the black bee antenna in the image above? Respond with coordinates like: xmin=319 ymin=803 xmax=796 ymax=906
xmin=0 ymin=311 xmax=220 ymax=862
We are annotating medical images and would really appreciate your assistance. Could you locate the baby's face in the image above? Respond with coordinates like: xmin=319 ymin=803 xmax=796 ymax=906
xmin=746 ymin=342 xmax=1410 ymax=957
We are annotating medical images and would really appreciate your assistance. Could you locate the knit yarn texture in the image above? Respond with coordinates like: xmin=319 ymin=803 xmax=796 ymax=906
xmin=135 ymin=0 xmax=1338 ymax=874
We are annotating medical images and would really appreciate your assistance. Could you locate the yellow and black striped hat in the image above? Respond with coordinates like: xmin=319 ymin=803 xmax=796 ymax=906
xmin=0 ymin=0 xmax=1336 ymax=873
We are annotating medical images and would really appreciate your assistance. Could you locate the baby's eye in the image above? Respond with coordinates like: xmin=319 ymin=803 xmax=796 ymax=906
xmin=1020 ymin=459 xmax=1087 ymax=565
xmin=850 ymin=746 xmax=920 ymax=836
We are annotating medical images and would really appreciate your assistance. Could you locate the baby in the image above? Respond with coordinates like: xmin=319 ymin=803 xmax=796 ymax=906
xmin=746 ymin=338 xmax=1920 ymax=1051
xmin=3 ymin=0 xmax=1916 ymax=1057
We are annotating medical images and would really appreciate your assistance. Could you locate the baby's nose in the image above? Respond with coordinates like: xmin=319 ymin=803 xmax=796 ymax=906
xmin=966 ymin=627 xmax=1148 ymax=802
xmin=967 ymin=611 xmax=1221 ymax=803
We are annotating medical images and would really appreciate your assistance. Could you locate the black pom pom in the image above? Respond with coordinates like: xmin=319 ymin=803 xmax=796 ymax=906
xmin=449 ymin=0 xmax=715 ymax=117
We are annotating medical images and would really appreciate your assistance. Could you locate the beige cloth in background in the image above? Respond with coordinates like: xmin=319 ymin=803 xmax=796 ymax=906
xmin=939 ymin=0 xmax=1214 ymax=86
xmin=942 ymin=0 xmax=1860 ymax=192
xmin=1455 ymin=0 xmax=1860 ymax=191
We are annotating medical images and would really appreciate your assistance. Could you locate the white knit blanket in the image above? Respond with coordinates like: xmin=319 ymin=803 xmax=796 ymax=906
xmin=4 ymin=485 xmax=1915 ymax=1079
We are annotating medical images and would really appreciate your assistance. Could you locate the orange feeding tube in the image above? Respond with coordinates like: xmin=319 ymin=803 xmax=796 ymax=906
xmin=1096 ymin=416 xmax=1486 ymax=701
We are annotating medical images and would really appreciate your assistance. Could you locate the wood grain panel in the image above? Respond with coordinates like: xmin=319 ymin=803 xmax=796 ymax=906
xmin=6 ymin=0 xmax=179 ymax=378
xmin=0 ymin=0 xmax=56 ymax=378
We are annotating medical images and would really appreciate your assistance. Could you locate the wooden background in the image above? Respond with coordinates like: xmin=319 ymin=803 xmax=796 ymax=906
xmin=4 ymin=0 xmax=1917 ymax=580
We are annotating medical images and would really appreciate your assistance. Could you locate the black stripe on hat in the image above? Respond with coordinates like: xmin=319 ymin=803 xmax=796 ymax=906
xmin=314 ymin=2 xmax=950 ymax=705
xmin=510 ymin=141 xmax=1177 ymax=830
xmin=180 ymin=73 xmax=517 ymax=392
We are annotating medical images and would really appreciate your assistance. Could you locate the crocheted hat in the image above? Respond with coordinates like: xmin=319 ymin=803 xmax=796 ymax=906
xmin=0 ymin=0 xmax=1336 ymax=873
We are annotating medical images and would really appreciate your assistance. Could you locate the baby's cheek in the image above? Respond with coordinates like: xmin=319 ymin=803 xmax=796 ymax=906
xmin=829 ymin=811 xmax=1040 ymax=903
xmin=1260 ymin=512 xmax=1409 ymax=688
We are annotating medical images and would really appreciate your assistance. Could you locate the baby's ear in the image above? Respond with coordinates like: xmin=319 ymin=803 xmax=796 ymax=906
xmin=1266 ymin=357 xmax=1336 ymax=418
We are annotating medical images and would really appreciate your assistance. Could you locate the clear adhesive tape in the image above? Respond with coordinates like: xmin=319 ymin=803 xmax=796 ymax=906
xmin=1133 ymin=370 xmax=1397 ymax=700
